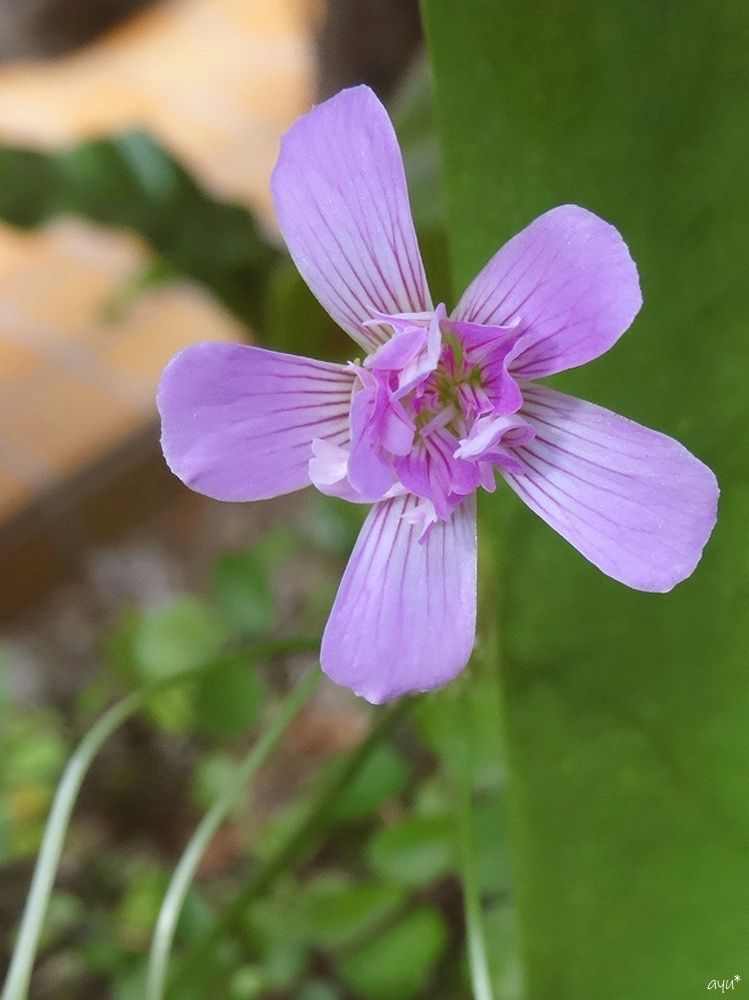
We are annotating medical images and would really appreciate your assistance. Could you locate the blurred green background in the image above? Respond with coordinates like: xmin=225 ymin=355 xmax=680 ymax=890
xmin=0 ymin=1 xmax=747 ymax=998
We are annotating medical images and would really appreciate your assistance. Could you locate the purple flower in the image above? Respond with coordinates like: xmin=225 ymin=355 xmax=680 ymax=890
xmin=158 ymin=86 xmax=718 ymax=704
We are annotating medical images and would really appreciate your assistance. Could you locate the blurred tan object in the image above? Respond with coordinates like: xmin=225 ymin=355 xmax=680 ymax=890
xmin=0 ymin=0 xmax=313 ymax=214
xmin=0 ymin=0 xmax=313 ymax=614
xmin=0 ymin=0 xmax=155 ymax=61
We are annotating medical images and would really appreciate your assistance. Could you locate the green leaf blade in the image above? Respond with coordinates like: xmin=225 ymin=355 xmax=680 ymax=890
xmin=423 ymin=1 xmax=749 ymax=996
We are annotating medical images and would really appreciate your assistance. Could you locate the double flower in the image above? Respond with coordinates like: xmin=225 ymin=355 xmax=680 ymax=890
xmin=158 ymin=86 xmax=718 ymax=704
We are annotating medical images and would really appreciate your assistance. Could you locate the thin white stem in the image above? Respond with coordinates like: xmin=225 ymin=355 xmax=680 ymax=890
xmin=1 ymin=638 xmax=318 ymax=1000
xmin=1 ymin=691 xmax=141 ymax=1000
xmin=145 ymin=669 xmax=321 ymax=1000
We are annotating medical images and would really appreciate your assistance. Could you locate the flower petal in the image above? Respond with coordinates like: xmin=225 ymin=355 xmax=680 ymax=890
xmin=455 ymin=413 xmax=534 ymax=473
xmin=453 ymin=205 xmax=642 ymax=378
xmin=158 ymin=342 xmax=354 ymax=501
xmin=271 ymin=85 xmax=432 ymax=354
xmin=503 ymin=385 xmax=718 ymax=591
xmin=321 ymin=493 xmax=477 ymax=703
xmin=395 ymin=429 xmax=479 ymax=518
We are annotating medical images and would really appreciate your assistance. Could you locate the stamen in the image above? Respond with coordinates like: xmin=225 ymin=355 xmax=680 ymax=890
xmin=421 ymin=406 xmax=457 ymax=436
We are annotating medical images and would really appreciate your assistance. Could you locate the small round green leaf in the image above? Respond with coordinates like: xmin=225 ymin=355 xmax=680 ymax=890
xmin=214 ymin=551 xmax=275 ymax=635
xmin=330 ymin=745 xmax=410 ymax=822
xmin=193 ymin=653 xmax=264 ymax=739
xmin=298 ymin=876 xmax=406 ymax=949
xmin=133 ymin=599 xmax=229 ymax=679
xmin=367 ymin=814 xmax=456 ymax=886
xmin=336 ymin=906 xmax=447 ymax=1000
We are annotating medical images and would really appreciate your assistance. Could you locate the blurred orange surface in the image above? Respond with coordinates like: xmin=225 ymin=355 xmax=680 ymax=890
xmin=0 ymin=0 xmax=314 ymax=530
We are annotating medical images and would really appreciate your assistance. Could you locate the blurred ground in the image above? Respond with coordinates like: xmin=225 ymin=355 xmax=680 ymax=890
xmin=0 ymin=0 xmax=314 ymax=613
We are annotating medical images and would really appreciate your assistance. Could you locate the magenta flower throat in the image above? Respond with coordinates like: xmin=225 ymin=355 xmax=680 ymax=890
xmin=158 ymin=86 xmax=718 ymax=704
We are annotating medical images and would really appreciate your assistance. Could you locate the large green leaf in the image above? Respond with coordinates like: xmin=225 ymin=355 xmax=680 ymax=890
xmin=422 ymin=2 xmax=749 ymax=997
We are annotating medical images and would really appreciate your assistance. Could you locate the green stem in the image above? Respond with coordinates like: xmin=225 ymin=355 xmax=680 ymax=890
xmin=455 ymin=688 xmax=495 ymax=1000
xmin=0 ymin=637 xmax=318 ymax=1000
xmin=146 ymin=669 xmax=321 ymax=1000
xmin=170 ymin=696 xmax=412 ymax=994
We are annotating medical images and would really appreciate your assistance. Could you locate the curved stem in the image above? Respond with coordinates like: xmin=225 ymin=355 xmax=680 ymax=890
xmin=170 ymin=696 xmax=412 ymax=993
xmin=1 ymin=692 xmax=142 ymax=1000
xmin=145 ymin=669 xmax=321 ymax=1000
xmin=1 ymin=638 xmax=318 ymax=1000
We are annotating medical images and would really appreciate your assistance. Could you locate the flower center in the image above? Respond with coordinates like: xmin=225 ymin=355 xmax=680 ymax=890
xmin=374 ymin=315 xmax=504 ymax=439
xmin=309 ymin=305 xmax=535 ymax=526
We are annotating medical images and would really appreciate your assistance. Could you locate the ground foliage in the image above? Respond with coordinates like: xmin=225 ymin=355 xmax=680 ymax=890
xmin=1 ymin=493 xmax=518 ymax=999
